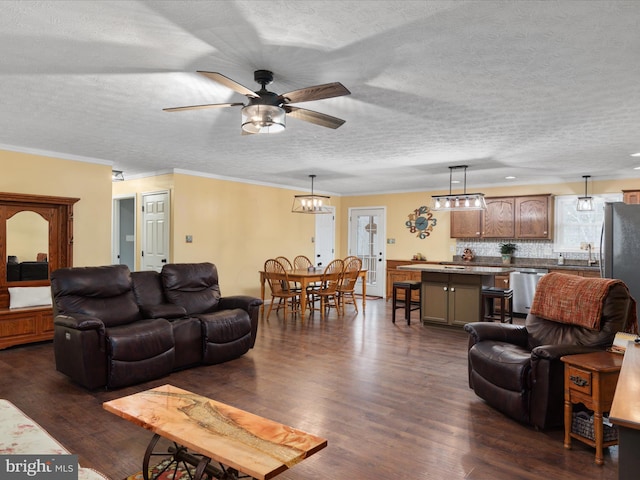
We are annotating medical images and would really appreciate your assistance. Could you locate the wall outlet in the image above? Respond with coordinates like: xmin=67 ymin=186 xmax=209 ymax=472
xmin=185 ymin=235 xmax=193 ymax=243
xmin=450 ymin=245 xmax=455 ymax=253
xmin=387 ymin=238 xmax=395 ymax=244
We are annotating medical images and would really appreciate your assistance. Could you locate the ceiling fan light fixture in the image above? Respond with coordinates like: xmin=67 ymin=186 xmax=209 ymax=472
xmin=432 ymin=165 xmax=486 ymax=211
xmin=241 ymin=104 xmax=286 ymax=134
xmin=292 ymin=174 xmax=332 ymax=214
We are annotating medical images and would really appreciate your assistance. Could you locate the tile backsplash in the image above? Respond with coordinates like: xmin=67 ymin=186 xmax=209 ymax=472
xmin=456 ymin=239 xmax=595 ymax=263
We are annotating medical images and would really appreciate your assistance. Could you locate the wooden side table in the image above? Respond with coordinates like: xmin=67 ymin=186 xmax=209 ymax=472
xmin=561 ymin=351 xmax=623 ymax=465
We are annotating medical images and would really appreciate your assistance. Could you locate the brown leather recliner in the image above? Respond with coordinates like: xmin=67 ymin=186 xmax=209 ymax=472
xmin=464 ymin=273 xmax=636 ymax=430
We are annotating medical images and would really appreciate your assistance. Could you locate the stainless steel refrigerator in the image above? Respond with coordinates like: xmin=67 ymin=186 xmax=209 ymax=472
xmin=601 ymin=202 xmax=640 ymax=321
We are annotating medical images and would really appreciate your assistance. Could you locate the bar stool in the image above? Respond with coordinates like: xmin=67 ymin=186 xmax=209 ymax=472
xmin=392 ymin=280 xmax=421 ymax=325
xmin=481 ymin=287 xmax=514 ymax=323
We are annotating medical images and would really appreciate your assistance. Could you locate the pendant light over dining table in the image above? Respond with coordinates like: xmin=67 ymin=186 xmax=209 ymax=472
xmin=291 ymin=175 xmax=332 ymax=214
xmin=576 ymin=175 xmax=594 ymax=211
xmin=432 ymin=165 xmax=486 ymax=211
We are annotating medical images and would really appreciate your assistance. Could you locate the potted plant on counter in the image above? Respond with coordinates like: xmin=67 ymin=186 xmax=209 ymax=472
xmin=500 ymin=243 xmax=517 ymax=264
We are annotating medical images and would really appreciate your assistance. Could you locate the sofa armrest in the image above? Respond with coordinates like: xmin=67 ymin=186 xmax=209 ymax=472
xmin=219 ymin=295 xmax=263 ymax=349
xmin=54 ymin=313 xmax=104 ymax=331
xmin=219 ymin=295 xmax=263 ymax=311
xmin=531 ymin=344 xmax=604 ymax=362
xmin=140 ymin=304 xmax=187 ymax=319
xmin=463 ymin=322 xmax=528 ymax=349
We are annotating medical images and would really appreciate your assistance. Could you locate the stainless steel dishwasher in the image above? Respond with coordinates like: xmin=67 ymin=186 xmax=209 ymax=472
xmin=509 ymin=268 xmax=548 ymax=315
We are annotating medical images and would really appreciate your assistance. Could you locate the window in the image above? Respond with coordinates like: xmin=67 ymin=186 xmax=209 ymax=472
xmin=554 ymin=194 xmax=622 ymax=252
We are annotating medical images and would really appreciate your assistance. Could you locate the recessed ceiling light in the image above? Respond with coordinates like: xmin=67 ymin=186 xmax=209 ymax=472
xmin=451 ymin=180 xmax=461 ymax=184
xmin=634 ymin=166 xmax=640 ymax=170
xmin=631 ymin=152 xmax=640 ymax=157
xmin=505 ymin=176 xmax=516 ymax=180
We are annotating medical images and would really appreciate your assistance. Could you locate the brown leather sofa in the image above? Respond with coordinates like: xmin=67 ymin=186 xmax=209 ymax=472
xmin=51 ymin=262 xmax=262 ymax=390
xmin=464 ymin=273 xmax=635 ymax=430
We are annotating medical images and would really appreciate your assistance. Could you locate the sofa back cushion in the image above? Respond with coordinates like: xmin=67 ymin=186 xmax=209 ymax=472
xmin=161 ymin=262 xmax=221 ymax=314
xmin=131 ymin=270 xmax=166 ymax=306
xmin=50 ymin=265 xmax=141 ymax=327
xmin=526 ymin=282 xmax=632 ymax=350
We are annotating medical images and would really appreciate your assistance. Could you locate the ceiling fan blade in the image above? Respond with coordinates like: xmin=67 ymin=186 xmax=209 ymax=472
xmin=281 ymin=82 xmax=350 ymax=104
xmin=285 ymin=106 xmax=346 ymax=129
xmin=163 ymin=103 xmax=243 ymax=112
xmin=197 ymin=71 xmax=259 ymax=98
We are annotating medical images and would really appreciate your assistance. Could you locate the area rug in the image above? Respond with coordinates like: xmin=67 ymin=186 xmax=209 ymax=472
xmin=124 ymin=458 xmax=196 ymax=480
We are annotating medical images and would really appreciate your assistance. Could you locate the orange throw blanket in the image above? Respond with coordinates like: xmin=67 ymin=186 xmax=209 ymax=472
xmin=530 ymin=272 xmax=638 ymax=333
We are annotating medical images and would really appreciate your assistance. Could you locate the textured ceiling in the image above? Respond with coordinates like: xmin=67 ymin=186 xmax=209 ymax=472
xmin=1 ymin=0 xmax=640 ymax=196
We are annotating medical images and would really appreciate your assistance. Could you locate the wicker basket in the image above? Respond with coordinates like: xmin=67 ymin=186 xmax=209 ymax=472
xmin=571 ymin=412 xmax=618 ymax=442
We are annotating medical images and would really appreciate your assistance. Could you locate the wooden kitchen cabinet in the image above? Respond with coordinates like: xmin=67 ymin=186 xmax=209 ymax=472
xmin=450 ymin=210 xmax=482 ymax=238
xmin=623 ymin=190 xmax=640 ymax=204
xmin=548 ymin=268 xmax=600 ymax=278
xmin=386 ymin=260 xmax=424 ymax=300
xmin=450 ymin=194 xmax=552 ymax=239
xmin=494 ymin=274 xmax=510 ymax=289
xmin=515 ymin=195 xmax=552 ymax=239
xmin=482 ymin=197 xmax=515 ymax=238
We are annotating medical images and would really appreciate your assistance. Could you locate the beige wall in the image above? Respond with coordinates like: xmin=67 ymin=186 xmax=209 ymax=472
xmin=5 ymin=147 xmax=640 ymax=300
xmin=113 ymin=172 xmax=339 ymax=297
xmin=1 ymin=150 xmax=112 ymax=266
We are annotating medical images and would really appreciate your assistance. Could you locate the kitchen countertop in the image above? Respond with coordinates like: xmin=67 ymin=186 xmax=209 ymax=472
xmin=443 ymin=257 xmax=600 ymax=272
xmin=398 ymin=264 xmax=515 ymax=275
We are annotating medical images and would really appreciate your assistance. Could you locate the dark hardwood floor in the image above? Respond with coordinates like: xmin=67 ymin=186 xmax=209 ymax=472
xmin=0 ymin=299 xmax=618 ymax=480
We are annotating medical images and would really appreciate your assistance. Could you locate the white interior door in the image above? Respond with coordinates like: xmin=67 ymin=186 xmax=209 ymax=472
xmin=348 ymin=207 xmax=385 ymax=297
xmin=141 ymin=191 xmax=170 ymax=272
xmin=314 ymin=206 xmax=335 ymax=268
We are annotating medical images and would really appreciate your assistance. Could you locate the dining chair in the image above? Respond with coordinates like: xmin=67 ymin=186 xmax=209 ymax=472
xmin=264 ymin=259 xmax=300 ymax=319
xmin=337 ymin=256 xmax=362 ymax=314
xmin=294 ymin=255 xmax=319 ymax=304
xmin=293 ymin=255 xmax=313 ymax=270
xmin=275 ymin=256 xmax=293 ymax=270
xmin=309 ymin=258 xmax=344 ymax=320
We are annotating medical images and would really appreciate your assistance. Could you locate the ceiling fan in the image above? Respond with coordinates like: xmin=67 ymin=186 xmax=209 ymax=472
xmin=163 ymin=69 xmax=350 ymax=134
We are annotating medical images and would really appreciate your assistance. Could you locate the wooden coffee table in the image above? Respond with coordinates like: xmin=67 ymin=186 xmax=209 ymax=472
xmin=103 ymin=385 xmax=327 ymax=480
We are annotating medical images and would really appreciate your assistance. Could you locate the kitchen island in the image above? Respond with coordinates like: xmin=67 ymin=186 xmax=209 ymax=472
xmin=398 ymin=264 xmax=515 ymax=327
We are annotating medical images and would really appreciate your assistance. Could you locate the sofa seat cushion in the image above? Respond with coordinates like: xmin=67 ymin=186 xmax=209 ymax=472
xmin=469 ymin=341 xmax=531 ymax=392
xmin=196 ymin=309 xmax=252 ymax=364
xmin=197 ymin=309 xmax=251 ymax=342
xmin=107 ymin=319 xmax=174 ymax=362
xmin=106 ymin=319 xmax=175 ymax=389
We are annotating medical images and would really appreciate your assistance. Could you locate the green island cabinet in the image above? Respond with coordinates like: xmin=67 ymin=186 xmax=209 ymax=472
xmin=421 ymin=272 xmax=490 ymax=327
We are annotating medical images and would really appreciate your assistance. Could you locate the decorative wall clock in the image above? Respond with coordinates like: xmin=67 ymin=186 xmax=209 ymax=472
xmin=406 ymin=206 xmax=437 ymax=239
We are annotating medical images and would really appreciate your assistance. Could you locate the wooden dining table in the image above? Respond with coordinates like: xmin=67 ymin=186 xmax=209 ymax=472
xmin=259 ymin=268 xmax=367 ymax=318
